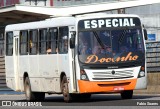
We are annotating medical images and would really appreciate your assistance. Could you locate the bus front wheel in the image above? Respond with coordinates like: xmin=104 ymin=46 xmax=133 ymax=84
xmin=61 ymin=75 xmax=72 ymax=102
xmin=24 ymin=77 xmax=45 ymax=101
xmin=121 ymin=90 xmax=133 ymax=99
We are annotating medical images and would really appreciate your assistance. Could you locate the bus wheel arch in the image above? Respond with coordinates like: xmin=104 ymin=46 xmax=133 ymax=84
xmin=60 ymin=72 xmax=66 ymax=92
xmin=23 ymin=73 xmax=45 ymax=101
xmin=23 ymin=72 xmax=28 ymax=85
xmin=23 ymin=72 xmax=29 ymax=91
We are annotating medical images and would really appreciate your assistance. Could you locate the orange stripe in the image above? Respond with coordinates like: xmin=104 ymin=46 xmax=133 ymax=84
xmin=78 ymin=79 xmax=137 ymax=93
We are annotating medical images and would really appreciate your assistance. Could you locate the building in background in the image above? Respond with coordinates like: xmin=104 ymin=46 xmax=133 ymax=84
xmin=0 ymin=0 xmax=130 ymax=7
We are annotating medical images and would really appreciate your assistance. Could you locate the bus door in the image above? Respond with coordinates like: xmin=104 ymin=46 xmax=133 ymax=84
xmin=58 ymin=26 xmax=77 ymax=92
xmin=69 ymin=26 xmax=77 ymax=92
xmin=13 ymin=31 xmax=20 ymax=91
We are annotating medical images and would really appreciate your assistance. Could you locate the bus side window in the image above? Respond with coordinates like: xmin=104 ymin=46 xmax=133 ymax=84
xmin=20 ymin=30 xmax=28 ymax=55
xmin=47 ymin=28 xmax=58 ymax=54
xmin=6 ymin=32 xmax=13 ymax=56
xmin=39 ymin=29 xmax=47 ymax=54
xmin=58 ymin=27 xmax=69 ymax=54
xmin=29 ymin=30 xmax=38 ymax=55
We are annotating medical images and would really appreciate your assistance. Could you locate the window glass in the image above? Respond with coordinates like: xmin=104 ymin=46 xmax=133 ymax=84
xmin=6 ymin=32 xmax=13 ymax=56
xmin=39 ymin=29 xmax=47 ymax=54
xmin=46 ymin=28 xmax=58 ymax=54
xmin=20 ymin=31 xmax=28 ymax=55
xmin=29 ymin=30 xmax=38 ymax=54
xmin=58 ymin=27 xmax=68 ymax=54
xmin=78 ymin=28 xmax=144 ymax=64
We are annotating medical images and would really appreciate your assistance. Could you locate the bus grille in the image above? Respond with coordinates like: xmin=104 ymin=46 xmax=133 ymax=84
xmin=92 ymin=70 xmax=134 ymax=80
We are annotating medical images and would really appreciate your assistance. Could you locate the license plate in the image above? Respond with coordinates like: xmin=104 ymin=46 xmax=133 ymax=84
xmin=113 ymin=86 xmax=124 ymax=91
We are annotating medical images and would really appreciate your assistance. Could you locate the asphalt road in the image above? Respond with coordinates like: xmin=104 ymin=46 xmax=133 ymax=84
xmin=0 ymin=92 xmax=160 ymax=109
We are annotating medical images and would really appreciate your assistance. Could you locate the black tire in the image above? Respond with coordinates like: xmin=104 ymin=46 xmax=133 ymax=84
xmin=61 ymin=75 xmax=72 ymax=102
xmin=121 ymin=90 xmax=133 ymax=99
xmin=24 ymin=77 xmax=45 ymax=101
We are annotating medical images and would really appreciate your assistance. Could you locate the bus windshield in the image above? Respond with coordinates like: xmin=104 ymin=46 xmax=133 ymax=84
xmin=78 ymin=28 xmax=145 ymax=64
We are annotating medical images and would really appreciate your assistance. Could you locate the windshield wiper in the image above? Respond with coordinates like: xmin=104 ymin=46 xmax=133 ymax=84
xmin=118 ymin=29 xmax=128 ymax=44
xmin=93 ymin=31 xmax=105 ymax=49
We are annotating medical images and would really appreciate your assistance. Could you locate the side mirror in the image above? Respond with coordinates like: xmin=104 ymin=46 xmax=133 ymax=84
xmin=70 ymin=32 xmax=76 ymax=49
xmin=143 ymin=29 xmax=148 ymax=40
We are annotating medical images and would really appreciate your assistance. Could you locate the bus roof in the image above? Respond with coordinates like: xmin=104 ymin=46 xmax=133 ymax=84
xmin=5 ymin=14 xmax=141 ymax=32
xmin=76 ymin=13 xmax=140 ymax=20
xmin=5 ymin=16 xmax=75 ymax=32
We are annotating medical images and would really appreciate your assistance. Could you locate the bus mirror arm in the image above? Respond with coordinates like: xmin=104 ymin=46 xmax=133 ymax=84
xmin=143 ymin=29 xmax=148 ymax=40
xmin=70 ymin=32 xmax=76 ymax=49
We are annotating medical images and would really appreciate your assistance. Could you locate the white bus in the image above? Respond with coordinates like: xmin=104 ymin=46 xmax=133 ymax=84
xmin=5 ymin=14 xmax=148 ymax=102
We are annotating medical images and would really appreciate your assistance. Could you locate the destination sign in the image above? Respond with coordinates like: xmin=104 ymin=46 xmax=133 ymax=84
xmin=78 ymin=17 xmax=141 ymax=30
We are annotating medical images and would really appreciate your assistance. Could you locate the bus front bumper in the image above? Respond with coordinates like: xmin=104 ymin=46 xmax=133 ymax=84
xmin=78 ymin=79 xmax=137 ymax=93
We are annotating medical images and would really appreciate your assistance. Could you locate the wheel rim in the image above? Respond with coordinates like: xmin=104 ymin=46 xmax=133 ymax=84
xmin=25 ymin=82 xmax=30 ymax=100
xmin=62 ymin=83 xmax=68 ymax=100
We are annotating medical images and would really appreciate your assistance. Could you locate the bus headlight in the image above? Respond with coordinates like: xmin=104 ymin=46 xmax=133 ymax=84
xmin=81 ymin=75 xmax=87 ymax=80
xmin=80 ymin=70 xmax=89 ymax=81
xmin=138 ymin=66 xmax=145 ymax=78
xmin=139 ymin=71 xmax=145 ymax=77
